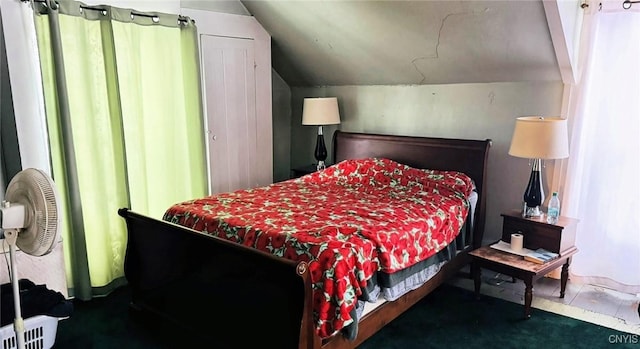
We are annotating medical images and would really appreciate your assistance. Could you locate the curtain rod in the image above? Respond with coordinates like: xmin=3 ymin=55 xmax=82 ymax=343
xmin=623 ymin=0 xmax=638 ymax=9
xmin=22 ymin=0 xmax=189 ymax=23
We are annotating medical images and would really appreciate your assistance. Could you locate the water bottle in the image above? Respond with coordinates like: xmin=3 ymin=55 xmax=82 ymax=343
xmin=547 ymin=192 xmax=560 ymax=224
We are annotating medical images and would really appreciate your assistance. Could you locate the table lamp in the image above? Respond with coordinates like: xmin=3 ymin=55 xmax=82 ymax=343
xmin=302 ymin=97 xmax=341 ymax=170
xmin=508 ymin=116 xmax=569 ymax=218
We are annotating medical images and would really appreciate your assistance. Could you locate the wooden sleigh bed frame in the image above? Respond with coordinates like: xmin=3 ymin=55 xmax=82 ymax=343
xmin=118 ymin=131 xmax=491 ymax=348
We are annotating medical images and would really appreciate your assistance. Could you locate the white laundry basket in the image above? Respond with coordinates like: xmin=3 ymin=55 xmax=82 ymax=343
xmin=0 ymin=315 xmax=59 ymax=349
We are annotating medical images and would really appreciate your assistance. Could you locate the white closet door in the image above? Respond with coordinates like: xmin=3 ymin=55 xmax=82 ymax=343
xmin=181 ymin=8 xmax=273 ymax=193
xmin=201 ymin=35 xmax=257 ymax=194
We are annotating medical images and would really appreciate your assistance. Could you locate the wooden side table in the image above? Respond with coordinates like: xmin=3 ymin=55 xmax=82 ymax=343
xmin=470 ymin=210 xmax=580 ymax=318
xmin=290 ymin=164 xmax=319 ymax=179
xmin=470 ymin=245 xmax=578 ymax=318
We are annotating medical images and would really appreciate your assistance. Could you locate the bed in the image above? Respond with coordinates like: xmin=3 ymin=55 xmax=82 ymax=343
xmin=118 ymin=130 xmax=491 ymax=348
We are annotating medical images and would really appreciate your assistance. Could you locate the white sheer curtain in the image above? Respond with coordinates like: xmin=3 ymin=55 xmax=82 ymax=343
xmin=0 ymin=0 xmax=51 ymax=174
xmin=563 ymin=9 xmax=640 ymax=294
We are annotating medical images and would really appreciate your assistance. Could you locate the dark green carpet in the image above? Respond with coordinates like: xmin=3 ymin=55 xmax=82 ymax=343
xmin=52 ymin=283 xmax=638 ymax=348
xmin=358 ymin=285 xmax=638 ymax=349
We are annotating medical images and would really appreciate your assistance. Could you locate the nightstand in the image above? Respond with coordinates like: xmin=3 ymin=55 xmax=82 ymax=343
xmin=469 ymin=210 xmax=579 ymax=318
xmin=500 ymin=210 xmax=578 ymax=255
xmin=290 ymin=164 xmax=319 ymax=179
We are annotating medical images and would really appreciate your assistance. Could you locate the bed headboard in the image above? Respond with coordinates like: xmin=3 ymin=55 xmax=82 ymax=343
xmin=332 ymin=130 xmax=491 ymax=248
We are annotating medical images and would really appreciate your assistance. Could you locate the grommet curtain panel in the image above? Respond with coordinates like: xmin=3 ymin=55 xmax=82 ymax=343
xmin=33 ymin=0 xmax=207 ymax=300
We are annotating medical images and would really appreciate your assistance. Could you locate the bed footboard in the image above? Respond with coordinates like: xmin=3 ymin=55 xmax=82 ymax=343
xmin=118 ymin=208 xmax=314 ymax=348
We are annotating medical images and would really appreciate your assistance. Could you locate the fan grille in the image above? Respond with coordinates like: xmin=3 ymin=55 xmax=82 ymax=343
xmin=5 ymin=168 xmax=60 ymax=257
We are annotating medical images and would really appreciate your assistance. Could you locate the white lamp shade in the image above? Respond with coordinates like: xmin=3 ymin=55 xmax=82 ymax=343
xmin=302 ymin=97 xmax=341 ymax=125
xmin=508 ymin=116 xmax=569 ymax=159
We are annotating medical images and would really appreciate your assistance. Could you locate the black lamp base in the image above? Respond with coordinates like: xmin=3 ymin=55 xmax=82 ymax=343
xmin=314 ymin=131 xmax=327 ymax=171
xmin=523 ymin=205 xmax=543 ymax=218
xmin=522 ymin=159 xmax=544 ymax=218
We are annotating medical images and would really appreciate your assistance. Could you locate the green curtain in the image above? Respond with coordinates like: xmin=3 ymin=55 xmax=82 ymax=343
xmin=33 ymin=0 xmax=207 ymax=300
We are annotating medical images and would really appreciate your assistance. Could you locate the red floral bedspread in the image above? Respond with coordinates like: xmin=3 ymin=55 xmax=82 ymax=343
xmin=163 ymin=158 xmax=474 ymax=339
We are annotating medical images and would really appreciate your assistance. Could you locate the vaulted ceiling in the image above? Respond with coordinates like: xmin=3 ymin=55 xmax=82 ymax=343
xmin=240 ymin=0 xmax=561 ymax=87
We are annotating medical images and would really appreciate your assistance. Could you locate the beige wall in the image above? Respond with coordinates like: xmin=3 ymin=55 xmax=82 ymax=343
xmin=288 ymin=81 xmax=564 ymax=243
xmin=181 ymin=0 xmax=250 ymax=15
xmin=272 ymin=69 xmax=292 ymax=182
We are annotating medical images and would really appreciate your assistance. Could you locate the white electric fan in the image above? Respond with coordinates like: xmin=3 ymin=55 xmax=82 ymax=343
xmin=1 ymin=168 xmax=61 ymax=349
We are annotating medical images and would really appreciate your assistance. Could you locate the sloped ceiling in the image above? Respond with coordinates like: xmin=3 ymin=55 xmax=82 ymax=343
xmin=241 ymin=0 xmax=561 ymax=87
